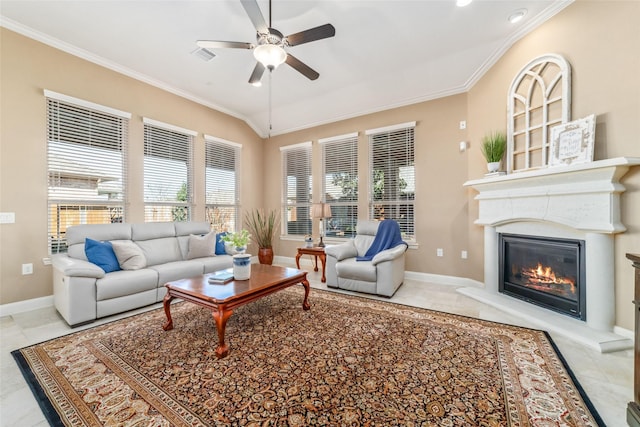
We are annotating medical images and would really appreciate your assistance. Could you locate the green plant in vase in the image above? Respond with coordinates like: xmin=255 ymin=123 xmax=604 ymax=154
xmin=481 ymin=131 xmax=507 ymax=173
xmin=221 ymin=229 xmax=251 ymax=254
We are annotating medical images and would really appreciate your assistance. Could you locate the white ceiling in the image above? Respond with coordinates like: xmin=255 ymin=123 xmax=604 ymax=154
xmin=0 ymin=0 xmax=572 ymax=137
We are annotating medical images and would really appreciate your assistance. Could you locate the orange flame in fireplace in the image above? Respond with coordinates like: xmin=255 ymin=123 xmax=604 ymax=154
xmin=523 ymin=263 xmax=576 ymax=294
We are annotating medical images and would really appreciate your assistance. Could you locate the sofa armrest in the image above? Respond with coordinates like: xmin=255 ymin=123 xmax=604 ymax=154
xmin=51 ymin=254 xmax=106 ymax=279
xmin=371 ymin=244 xmax=407 ymax=266
xmin=325 ymin=242 xmax=358 ymax=261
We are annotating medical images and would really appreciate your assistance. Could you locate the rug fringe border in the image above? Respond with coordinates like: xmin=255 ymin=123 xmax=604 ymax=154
xmin=11 ymin=348 xmax=65 ymax=427
xmin=543 ymin=331 xmax=607 ymax=427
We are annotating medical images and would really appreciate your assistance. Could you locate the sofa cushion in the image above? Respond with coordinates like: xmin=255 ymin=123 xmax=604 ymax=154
xmin=131 ymin=222 xmax=176 ymax=241
xmin=215 ymin=232 xmax=228 ymax=255
xmin=336 ymin=258 xmax=377 ymax=282
xmin=175 ymin=221 xmax=211 ymax=237
xmin=95 ymin=268 xmax=158 ymax=301
xmin=136 ymin=237 xmax=183 ymax=266
xmin=150 ymin=260 xmax=204 ymax=285
xmin=111 ymin=240 xmax=147 ymax=270
xmin=187 ymin=232 xmax=216 ymax=259
xmin=67 ymin=223 xmax=132 ymax=261
xmin=199 ymin=254 xmax=234 ymax=273
xmin=84 ymin=238 xmax=121 ymax=273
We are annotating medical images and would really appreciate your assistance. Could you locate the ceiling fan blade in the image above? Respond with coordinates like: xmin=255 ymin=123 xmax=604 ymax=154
xmin=240 ymin=0 xmax=268 ymax=34
xmin=286 ymin=24 xmax=336 ymax=47
xmin=248 ymin=62 xmax=266 ymax=85
xmin=285 ymin=54 xmax=319 ymax=81
xmin=197 ymin=40 xmax=253 ymax=49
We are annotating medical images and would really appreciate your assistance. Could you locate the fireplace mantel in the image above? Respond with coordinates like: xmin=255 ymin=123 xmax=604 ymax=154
xmin=462 ymin=157 xmax=640 ymax=352
xmin=464 ymin=157 xmax=640 ymax=233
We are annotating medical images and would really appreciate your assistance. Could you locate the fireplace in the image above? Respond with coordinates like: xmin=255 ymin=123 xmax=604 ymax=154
xmin=499 ymin=233 xmax=586 ymax=320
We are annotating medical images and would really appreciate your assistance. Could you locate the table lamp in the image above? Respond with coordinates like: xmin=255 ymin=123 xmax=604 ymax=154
xmin=310 ymin=203 xmax=332 ymax=247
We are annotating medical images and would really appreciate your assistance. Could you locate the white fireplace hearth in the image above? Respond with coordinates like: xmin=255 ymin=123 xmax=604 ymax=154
xmin=463 ymin=157 xmax=640 ymax=352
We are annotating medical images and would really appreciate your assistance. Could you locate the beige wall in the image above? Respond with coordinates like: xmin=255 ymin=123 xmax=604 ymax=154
xmin=264 ymin=94 xmax=470 ymax=276
xmin=0 ymin=28 xmax=264 ymax=305
xmin=466 ymin=0 xmax=640 ymax=329
xmin=1 ymin=0 xmax=639 ymax=329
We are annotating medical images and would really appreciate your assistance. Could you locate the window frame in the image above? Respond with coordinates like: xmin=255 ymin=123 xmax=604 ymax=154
xmin=280 ymin=141 xmax=313 ymax=237
xmin=366 ymin=121 xmax=416 ymax=242
xmin=204 ymin=135 xmax=241 ymax=233
xmin=45 ymin=90 xmax=131 ymax=254
xmin=142 ymin=118 xmax=195 ymax=223
xmin=319 ymin=132 xmax=359 ymax=240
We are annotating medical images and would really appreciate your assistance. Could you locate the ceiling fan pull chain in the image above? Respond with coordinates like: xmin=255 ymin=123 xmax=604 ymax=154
xmin=268 ymin=71 xmax=273 ymax=138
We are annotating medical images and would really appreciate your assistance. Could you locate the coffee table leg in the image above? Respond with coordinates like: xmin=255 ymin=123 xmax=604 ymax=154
xmin=301 ymin=278 xmax=311 ymax=311
xmin=212 ymin=307 xmax=234 ymax=358
xmin=162 ymin=293 xmax=175 ymax=331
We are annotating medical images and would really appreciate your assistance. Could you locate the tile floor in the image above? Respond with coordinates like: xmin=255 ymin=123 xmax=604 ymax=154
xmin=0 ymin=262 xmax=633 ymax=426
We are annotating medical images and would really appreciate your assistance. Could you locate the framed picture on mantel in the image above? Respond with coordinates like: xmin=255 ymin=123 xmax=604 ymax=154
xmin=549 ymin=114 xmax=595 ymax=167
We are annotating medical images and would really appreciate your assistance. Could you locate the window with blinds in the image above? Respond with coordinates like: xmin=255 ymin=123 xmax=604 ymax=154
xmin=205 ymin=136 xmax=240 ymax=233
xmin=281 ymin=142 xmax=312 ymax=236
xmin=367 ymin=122 xmax=416 ymax=241
xmin=46 ymin=92 xmax=130 ymax=254
xmin=143 ymin=119 xmax=194 ymax=222
xmin=320 ymin=133 xmax=358 ymax=239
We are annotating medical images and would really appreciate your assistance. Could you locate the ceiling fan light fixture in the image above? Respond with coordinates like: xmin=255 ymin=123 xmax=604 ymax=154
xmin=253 ymin=44 xmax=287 ymax=70
xmin=456 ymin=0 xmax=472 ymax=7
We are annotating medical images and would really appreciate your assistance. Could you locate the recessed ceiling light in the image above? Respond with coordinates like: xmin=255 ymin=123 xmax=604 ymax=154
xmin=508 ymin=9 xmax=527 ymax=23
xmin=456 ymin=0 xmax=472 ymax=7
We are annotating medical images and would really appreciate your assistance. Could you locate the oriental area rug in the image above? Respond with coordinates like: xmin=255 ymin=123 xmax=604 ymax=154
xmin=13 ymin=287 xmax=604 ymax=426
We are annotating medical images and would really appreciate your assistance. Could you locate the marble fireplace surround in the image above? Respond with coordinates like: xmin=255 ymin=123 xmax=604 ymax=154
xmin=462 ymin=157 xmax=640 ymax=352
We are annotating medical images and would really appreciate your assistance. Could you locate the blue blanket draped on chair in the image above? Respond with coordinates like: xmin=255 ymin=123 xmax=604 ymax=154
xmin=356 ymin=219 xmax=407 ymax=261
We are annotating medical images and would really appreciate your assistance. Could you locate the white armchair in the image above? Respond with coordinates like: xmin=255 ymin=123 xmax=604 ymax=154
xmin=325 ymin=220 xmax=407 ymax=297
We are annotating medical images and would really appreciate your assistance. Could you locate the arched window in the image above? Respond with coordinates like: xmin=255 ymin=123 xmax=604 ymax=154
xmin=507 ymin=54 xmax=571 ymax=172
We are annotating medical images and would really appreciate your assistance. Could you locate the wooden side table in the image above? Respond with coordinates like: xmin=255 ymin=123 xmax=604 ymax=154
xmin=296 ymin=247 xmax=326 ymax=283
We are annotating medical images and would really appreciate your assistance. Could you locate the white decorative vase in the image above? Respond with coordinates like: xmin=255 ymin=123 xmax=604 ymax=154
xmin=487 ymin=161 xmax=501 ymax=173
xmin=232 ymin=254 xmax=251 ymax=280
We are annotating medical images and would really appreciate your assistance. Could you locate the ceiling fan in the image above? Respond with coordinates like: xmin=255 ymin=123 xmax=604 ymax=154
xmin=197 ymin=0 xmax=335 ymax=85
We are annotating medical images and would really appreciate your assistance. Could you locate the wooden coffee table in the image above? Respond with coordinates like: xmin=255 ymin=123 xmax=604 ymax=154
xmin=162 ymin=264 xmax=310 ymax=358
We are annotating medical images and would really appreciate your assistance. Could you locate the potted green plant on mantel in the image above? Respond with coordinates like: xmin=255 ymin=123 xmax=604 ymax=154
xmin=244 ymin=208 xmax=280 ymax=265
xmin=481 ymin=131 xmax=507 ymax=174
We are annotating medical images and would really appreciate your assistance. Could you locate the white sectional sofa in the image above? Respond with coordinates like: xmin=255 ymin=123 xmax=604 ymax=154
xmin=52 ymin=221 xmax=232 ymax=327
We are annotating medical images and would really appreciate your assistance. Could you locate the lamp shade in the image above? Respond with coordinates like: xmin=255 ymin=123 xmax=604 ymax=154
xmin=253 ymin=44 xmax=287 ymax=70
xmin=311 ymin=203 xmax=332 ymax=219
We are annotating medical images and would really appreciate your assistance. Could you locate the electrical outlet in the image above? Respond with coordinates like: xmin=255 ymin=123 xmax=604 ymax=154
xmin=459 ymin=120 xmax=466 ymax=130
xmin=42 ymin=257 xmax=52 ymax=266
xmin=22 ymin=263 xmax=33 ymax=275
xmin=437 ymin=248 xmax=444 ymax=257
xmin=461 ymin=250 xmax=468 ymax=259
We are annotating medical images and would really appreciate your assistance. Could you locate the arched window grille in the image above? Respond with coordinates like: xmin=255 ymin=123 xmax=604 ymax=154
xmin=507 ymin=54 xmax=571 ymax=172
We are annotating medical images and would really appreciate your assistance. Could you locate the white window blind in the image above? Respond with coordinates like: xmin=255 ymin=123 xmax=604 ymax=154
xmin=281 ymin=142 xmax=312 ymax=236
xmin=143 ymin=120 xmax=194 ymax=222
xmin=46 ymin=95 xmax=129 ymax=253
xmin=320 ymin=132 xmax=358 ymax=239
xmin=367 ymin=123 xmax=416 ymax=240
xmin=205 ymin=136 xmax=240 ymax=232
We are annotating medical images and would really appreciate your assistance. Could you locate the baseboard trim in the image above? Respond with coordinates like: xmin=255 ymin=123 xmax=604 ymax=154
xmin=0 ymin=295 xmax=54 ymax=317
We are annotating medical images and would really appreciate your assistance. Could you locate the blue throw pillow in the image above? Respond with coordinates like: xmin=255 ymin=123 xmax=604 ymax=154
xmin=85 ymin=238 xmax=121 ymax=273
xmin=215 ymin=232 xmax=228 ymax=255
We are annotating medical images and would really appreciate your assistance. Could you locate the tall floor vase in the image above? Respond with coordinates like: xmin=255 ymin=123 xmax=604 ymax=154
xmin=258 ymin=247 xmax=274 ymax=265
